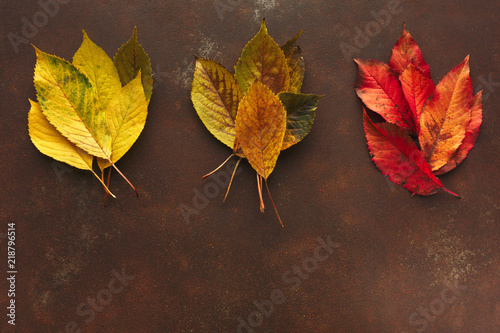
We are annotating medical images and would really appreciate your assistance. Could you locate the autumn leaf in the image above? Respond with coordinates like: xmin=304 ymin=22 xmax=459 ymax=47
xmin=29 ymin=27 xmax=152 ymax=199
xmin=399 ymin=63 xmax=435 ymax=130
xmin=355 ymin=59 xmax=415 ymax=133
xmin=191 ymin=57 xmax=242 ymax=149
xmin=192 ymin=21 xmax=318 ymax=225
xmin=389 ymin=27 xmax=430 ymax=77
xmin=235 ymin=19 xmax=290 ymax=94
xmin=363 ymin=109 xmax=457 ymax=196
xmin=278 ymin=92 xmax=321 ymax=150
xmin=73 ymin=31 xmax=122 ymax=111
xmin=28 ymin=99 xmax=115 ymax=197
xmin=235 ymin=81 xmax=286 ymax=179
xmin=434 ymin=90 xmax=483 ymax=175
xmin=114 ymin=27 xmax=153 ymax=101
xmin=97 ymin=71 xmax=148 ymax=170
xmin=355 ymin=26 xmax=480 ymax=196
xmin=419 ymin=56 xmax=473 ymax=171
xmin=281 ymin=31 xmax=305 ymax=94
xmin=34 ymin=47 xmax=112 ymax=160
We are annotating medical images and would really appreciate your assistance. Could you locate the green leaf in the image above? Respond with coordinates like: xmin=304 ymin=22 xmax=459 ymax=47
xmin=73 ymin=30 xmax=122 ymax=111
xmin=281 ymin=31 xmax=305 ymax=93
xmin=235 ymin=20 xmax=290 ymax=95
xmin=114 ymin=27 xmax=153 ymax=101
xmin=191 ymin=57 xmax=243 ymax=149
xmin=278 ymin=92 xmax=321 ymax=150
xmin=34 ymin=47 xmax=112 ymax=160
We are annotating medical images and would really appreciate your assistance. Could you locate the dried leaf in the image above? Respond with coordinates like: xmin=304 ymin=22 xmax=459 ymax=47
xmin=114 ymin=27 xmax=153 ymax=101
xmin=28 ymin=99 xmax=94 ymax=171
xmin=34 ymin=47 xmax=112 ymax=160
xmin=97 ymin=72 xmax=148 ymax=170
xmin=278 ymin=92 xmax=321 ymax=150
xmin=235 ymin=20 xmax=290 ymax=94
xmin=191 ymin=58 xmax=242 ymax=149
xmin=281 ymin=31 xmax=305 ymax=93
xmin=419 ymin=56 xmax=473 ymax=171
xmin=434 ymin=90 xmax=483 ymax=175
xmin=399 ymin=63 xmax=435 ymax=130
xmin=28 ymin=99 xmax=115 ymax=197
xmin=235 ymin=81 xmax=286 ymax=179
xmin=389 ymin=27 xmax=430 ymax=77
xmin=73 ymin=31 xmax=122 ymax=111
xmin=355 ymin=59 xmax=415 ymax=133
xmin=363 ymin=109 xmax=457 ymax=196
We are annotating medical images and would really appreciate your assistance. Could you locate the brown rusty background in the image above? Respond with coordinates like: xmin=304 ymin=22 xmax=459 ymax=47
xmin=1 ymin=0 xmax=499 ymax=332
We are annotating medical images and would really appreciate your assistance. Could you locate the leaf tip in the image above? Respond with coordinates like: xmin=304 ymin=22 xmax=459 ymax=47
xmin=260 ymin=18 xmax=267 ymax=32
xmin=32 ymin=44 xmax=41 ymax=55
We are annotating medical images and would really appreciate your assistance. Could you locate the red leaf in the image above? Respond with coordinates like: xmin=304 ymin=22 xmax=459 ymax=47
xmin=419 ymin=56 xmax=473 ymax=171
xmin=355 ymin=59 xmax=415 ymax=133
xmin=399 ymin=64 xmax=436 ymax=133
xmin=363 ymin=109 xmax=458 ymax=196
xmin=434 ymin=90 xmax=483 ymax=175
xmin=389 ymin=28 xmax=430 ymax=77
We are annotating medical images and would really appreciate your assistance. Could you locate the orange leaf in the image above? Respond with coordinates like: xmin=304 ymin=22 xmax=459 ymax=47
xmin=434 ymin=90 xmax=483 ymax=175
xmin=419 ymin=56 xmax=473 ymax=171
xmin=235 ymin=81 xmax=286 ymax=179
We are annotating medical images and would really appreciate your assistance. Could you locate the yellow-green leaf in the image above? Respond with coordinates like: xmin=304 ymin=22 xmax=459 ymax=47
xmin=191 ymin=57 xmax=243 ymax=149
xmin=114 ymin=27 xmax=153 ymax=101
xmin=281 ymin=31 xmax=305 ymax=93
xmin=28 ymin=99 xmax=115 ymax=196
xmin=235 ymin=20 xmax=290 ymax=95
xmin=73 ymin=30 xmax=122 ymax=111
xmin=34 ymin=47 xmax=112 ymax=160
xmin=235 ymin=81 xmax=286 ymax=179
xmin=278 ymin=92 xmax=321 ymax=150
xmin=97 ymin=72 xmax=148 ymax=170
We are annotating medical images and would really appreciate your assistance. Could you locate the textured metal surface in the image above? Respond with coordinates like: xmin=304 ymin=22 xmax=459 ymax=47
xmin=1 ymin=0 xmax=499 ymax=332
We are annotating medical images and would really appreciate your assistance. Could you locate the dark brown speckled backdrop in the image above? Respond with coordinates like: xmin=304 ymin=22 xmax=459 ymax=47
xmin=0 ymin=0 xmax=499 ymax=332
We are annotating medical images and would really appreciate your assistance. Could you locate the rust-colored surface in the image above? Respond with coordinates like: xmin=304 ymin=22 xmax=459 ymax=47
xmin=1 ymin=1 xmax=499 ymax=332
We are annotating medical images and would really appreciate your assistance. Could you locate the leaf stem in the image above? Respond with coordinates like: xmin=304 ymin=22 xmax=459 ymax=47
xmin=103 ymin=167 xmax=112 ymax=206
xmin=91 ymin=169 xmax=116 ymax=199
xmin=202 ymin=154 xmax=234 ymax=180
xmin=265 ymin=179 xmax=284 ymax=227
xmin=223 ymin=157 xmax=242 ymax=202
xmin=111 ymin=163 xmax=138 ymax=197
xmin=443 ymin=187 xmax=461 ymax=198
xmin=257 ymin=173 xmax=265 ymax=213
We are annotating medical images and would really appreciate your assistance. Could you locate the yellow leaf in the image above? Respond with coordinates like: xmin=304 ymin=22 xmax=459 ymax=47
xmin=235 ymin=20 xmax=290 ymax=95
xmin=34 ymin=47 xmax=112 ymax=160
xmin=191 ymin=58 xmax=242 ymax=149
xmin=73 ymin=30 xmax=122 ymax=111
xmin=28 ymin=99 xmax=115 ymax=197
xmin=235 ymin=81 xmax=286 ymax=179
xmin=28 ymin=99 xmax=93 ymax=170
xmin=97 ymin=72 xmax=148 ymax=170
